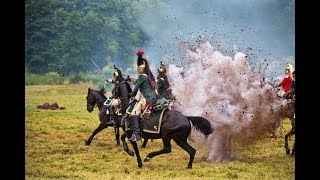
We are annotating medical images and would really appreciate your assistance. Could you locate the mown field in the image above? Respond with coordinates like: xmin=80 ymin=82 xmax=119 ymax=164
xmin=25 ymin=83 xmax=295 ymax=180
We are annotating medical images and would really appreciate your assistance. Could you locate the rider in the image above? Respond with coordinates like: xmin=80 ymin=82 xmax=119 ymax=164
xmin=124 ymin=49 xmax=158 ymax=141
xmin=156 ymin=62 xmax=171 ymax=100
xmin=99 ymin=65 xmax=130 ymax=126
xmin=276 ymin=63 xmax=294 ymax=98
xmin=285 ymin=70 xmax=295 ymax=100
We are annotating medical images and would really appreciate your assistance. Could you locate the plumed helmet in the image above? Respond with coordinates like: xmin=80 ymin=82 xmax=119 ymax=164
xmin=138 ymin=59 xmax=146 ymax=68
xmin=136 ymin=49 xmax=144 ymax=56
xmin=158 ymin=62 xmax=166 ymax=73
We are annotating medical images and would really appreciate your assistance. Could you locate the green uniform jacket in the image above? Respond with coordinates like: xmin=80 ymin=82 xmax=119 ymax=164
xmin=133 ymin=74 xmax=157 ymax=104
xmin=157 ymin=78 xmax=167 ymax=98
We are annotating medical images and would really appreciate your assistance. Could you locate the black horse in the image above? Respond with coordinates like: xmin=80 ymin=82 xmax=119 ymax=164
xmin=120 ymin=111 xmax=213 ymax=169
xmin=85 ymin=87 xmax=151 ymax=147
xmin=85 ymin=66 xmax=132 ymax=146
xmin=85 ymin=88 xmax=122 ymax=146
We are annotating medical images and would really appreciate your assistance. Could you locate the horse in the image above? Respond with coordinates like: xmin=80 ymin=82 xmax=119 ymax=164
xmin=284 ymin=90 xmax=295 ymax=155
xmin=85 ymin=88 xmax=122 ymax=146
xmin=85 ymin=66 xmax=133 ymax=146
xmin=270 ymin=87 xmax=296 ymax=139
xmin=119 ymin=110 xmax=214 ymax=169
xmin=85 ymin=87 xmax=152 ymax=147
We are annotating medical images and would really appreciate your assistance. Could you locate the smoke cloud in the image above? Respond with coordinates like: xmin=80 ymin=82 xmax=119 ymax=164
xmin=168 ymin=41 xmax=295 ymax=161
xmin=135 ymin=0 xmax=295 ymax=79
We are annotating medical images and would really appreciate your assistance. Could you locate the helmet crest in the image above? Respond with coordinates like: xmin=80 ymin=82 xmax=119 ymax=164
xmin=136 ymin=49 xmax=144 ymax=56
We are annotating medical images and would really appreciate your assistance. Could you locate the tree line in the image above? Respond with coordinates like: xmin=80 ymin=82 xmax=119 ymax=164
xmin=25 ymin=0 xmax=165 ymax=76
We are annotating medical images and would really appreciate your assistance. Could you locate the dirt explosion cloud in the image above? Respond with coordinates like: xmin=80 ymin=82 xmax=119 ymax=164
xmin=166 ymin=41 xmax=295 ymax=162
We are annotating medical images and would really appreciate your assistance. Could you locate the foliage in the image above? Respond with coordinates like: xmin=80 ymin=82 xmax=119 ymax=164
xmin=25 ymin=83 xmax=295 ymax=179
xmin=25 ymin=72 xmax=65 ymax=85
xmin=25 ymin=0 xmax=158 ymax=76
xmin=25 ymin=71 xmax=116 ymax=92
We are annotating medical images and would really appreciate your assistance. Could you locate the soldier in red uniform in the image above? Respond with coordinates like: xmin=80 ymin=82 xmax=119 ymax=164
xmin=277 ymin=63 xmax=294 ymax=97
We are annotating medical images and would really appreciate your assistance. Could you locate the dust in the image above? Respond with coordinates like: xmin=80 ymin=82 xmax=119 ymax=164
xmin=167 ymin=41 xmax=295 ymax=162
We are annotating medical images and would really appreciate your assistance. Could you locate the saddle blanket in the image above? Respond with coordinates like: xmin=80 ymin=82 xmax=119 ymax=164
xmin=142 ymin=108 xmax=167 ymax=134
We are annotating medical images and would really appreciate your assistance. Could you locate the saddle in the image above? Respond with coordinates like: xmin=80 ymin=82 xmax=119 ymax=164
xmin=142 ymin=97 xmax=173 ymax=120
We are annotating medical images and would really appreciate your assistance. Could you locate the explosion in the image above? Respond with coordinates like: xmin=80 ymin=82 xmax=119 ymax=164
xmin=167 ymin=41 xmax=295 ymax=162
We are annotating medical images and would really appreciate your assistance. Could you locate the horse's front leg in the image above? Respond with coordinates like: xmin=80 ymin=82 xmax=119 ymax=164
xmin=291 ymin=140 xmax=295 ymax=155
xmin=141 ymin=138 xmax=148 ymax=148
xmin=85 ymin=123 xmax=107 ymax=145
xmin=130 ymin=140 xmax=143 ymax=168
xmin=114 ymin=126 xmax=120 ymax=147
xmin=121 ymin=133 xmax=134 ymax=156
xmin=284 ymin=130 xmax=293 ymax=154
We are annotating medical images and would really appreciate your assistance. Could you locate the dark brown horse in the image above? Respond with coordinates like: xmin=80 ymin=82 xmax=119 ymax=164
xmin=85 ymin=66 xmax=132 ymax=146
xmin=119 ymin=110 xmax=213 ymax=169
xmin=85 ymin=88 xmax=122 ymax=146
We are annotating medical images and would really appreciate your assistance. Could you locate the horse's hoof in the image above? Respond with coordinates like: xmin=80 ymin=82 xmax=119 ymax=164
xmin=85 ymin=141 xmax=91 ymax=146
xmin=128 ymin=150 xmax=134 ymax=156
xmin=144 ymin=157 xmax=150 ymax=162
xmin=141 ymin=145 xmax=146 ymax=148
xmin=187 ymin=166 xmax=192 ymax=169
xmin=286 ymin=149 xmax=290 ymax=155
xmin=138 ymin=163 xmax=143 ymax=168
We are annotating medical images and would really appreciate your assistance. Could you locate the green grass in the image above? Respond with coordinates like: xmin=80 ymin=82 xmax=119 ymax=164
xmin=25 ymin=83 xmax=295 ymax=179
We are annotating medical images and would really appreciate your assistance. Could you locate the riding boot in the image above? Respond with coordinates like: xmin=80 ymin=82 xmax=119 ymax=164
xmin=128 ymin=115 xmax=142 ymax=141
xmin=106 ymin=106 xmax=116 ymax=126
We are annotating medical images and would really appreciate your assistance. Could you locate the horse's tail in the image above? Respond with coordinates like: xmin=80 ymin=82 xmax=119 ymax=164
xmin=187 ymin=116 xmax=214 ymax=138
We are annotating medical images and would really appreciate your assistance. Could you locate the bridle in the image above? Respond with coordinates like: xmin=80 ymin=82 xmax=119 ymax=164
xmin=86 ymin=91 xmax=96 ymax=110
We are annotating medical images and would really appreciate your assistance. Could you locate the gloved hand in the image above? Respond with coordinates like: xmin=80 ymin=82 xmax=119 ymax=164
xmin=105 ymin=78 xmax=112 ymax=83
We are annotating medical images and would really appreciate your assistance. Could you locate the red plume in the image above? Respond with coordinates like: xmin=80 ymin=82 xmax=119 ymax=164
xmin=136 ymin=49 xmax=144 ymax=56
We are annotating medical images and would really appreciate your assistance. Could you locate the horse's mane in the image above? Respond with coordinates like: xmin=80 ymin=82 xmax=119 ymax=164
xmin=90 ymin=88 xmax=107 ymax=99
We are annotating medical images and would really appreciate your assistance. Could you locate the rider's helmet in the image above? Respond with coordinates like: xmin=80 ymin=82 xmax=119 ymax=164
xmin=285 ymin=63 xmax=294 ymax=75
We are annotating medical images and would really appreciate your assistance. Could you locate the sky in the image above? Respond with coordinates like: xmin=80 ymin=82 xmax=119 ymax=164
xmin=132 ymin=0 xmax=295 ymax=79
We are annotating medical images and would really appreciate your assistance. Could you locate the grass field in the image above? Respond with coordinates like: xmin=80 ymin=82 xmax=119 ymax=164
xmin=25 ymin=83 xmax=295 ymax=179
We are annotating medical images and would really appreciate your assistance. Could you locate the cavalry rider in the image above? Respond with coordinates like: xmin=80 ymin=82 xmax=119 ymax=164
xmin=285 ymin=70 xmax=295 ymax=100
xmin=100 ymin=65 xmax=131 ymax=126
xmin=156 ymin=62 xmax=172 ymax=100
xmin=276 ymin=63 xmax=294 ymax=98
xmin=124 ymin=49 xmax=158 ymax=141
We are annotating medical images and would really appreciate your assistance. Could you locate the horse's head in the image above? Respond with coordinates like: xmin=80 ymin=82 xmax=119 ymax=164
xmin=86 ymin=88 xmax=96 ymax=112
xmin=86 ymin=88 xmax=108 ymax=112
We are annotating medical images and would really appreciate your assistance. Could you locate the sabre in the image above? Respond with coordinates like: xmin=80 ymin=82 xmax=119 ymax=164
xmin=90 ymin=58 xmax=107 ymax=79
